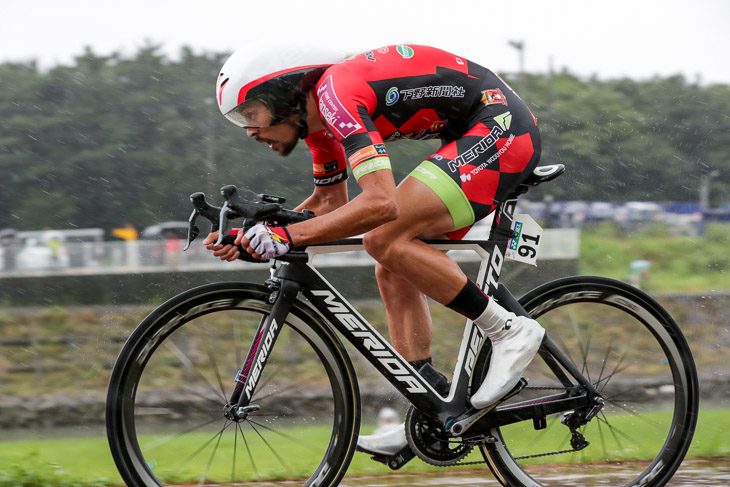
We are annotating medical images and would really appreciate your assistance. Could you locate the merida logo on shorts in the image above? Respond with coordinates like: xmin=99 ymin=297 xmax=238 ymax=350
xmin=463 ymin=134 xmax=515 ymax=180
xmin=448 ymin=112 xmax=512 ymax=173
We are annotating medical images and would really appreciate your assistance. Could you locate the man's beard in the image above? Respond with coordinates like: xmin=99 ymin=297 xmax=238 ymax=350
xmin=278 ymin=120 xmax=301 ymax=156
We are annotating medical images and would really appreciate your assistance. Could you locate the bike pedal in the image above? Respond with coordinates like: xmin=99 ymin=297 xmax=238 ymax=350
xmin=367 ymin=445 xmax=415 ymax=470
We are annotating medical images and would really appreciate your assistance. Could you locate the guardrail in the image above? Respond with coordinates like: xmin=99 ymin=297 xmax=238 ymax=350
xmin=0 ymin=229 xmax=579 ymax=278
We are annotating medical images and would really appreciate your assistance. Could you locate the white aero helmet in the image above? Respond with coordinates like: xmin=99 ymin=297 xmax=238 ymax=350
xmin=216 ymin=41 xmax=346 ymax=130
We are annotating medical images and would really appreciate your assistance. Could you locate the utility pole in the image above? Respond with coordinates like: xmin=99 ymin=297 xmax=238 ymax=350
xmin=699 ymin=170 xmax=720 ymax=211
xmin=508 ymin=40 xmax=526 ymax=96
xmin=699 ymin=169 xmax=720 ymax=236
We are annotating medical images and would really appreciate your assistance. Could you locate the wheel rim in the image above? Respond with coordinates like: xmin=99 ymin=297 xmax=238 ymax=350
xmin=482 ymin=279 xmax=698 ymax=487
xmin=108 ymin=289 xmax=357 ymax=486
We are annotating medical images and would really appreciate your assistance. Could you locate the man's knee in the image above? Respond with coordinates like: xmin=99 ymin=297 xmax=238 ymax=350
xmin=362 ymin=227 xmax=394 ymax=260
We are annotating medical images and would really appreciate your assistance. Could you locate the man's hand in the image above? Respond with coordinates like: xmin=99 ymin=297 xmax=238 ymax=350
xmin=203 ymin=231 xmax=241 ymax=262
xmin=240 ymin=224 xmax=292 ymax=260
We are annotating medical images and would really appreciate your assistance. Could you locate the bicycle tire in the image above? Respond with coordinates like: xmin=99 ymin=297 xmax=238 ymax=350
xmin=106 ymin=282 xmax=360 ymax=487
xmin=480 ymin=276 xmax=699 ymax=487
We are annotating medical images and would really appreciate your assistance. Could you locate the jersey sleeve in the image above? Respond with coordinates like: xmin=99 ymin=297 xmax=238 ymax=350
xmin=305 ymin=129 xmax=348 ymax=186
xmin=315 ymin=71 xmax=392 ymax=182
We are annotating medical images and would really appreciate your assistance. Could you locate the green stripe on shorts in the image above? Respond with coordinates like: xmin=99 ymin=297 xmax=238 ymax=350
xmin=409 ymin=160 xmax=475 ymax=230
xmin=352 ymin=156 xmax=392 ymax=181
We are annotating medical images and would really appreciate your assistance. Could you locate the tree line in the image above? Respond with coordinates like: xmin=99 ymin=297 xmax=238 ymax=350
xmin=1 ymin=45 xmax=728 ymax=233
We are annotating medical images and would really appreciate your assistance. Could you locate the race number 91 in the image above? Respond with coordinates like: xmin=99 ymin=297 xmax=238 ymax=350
xmin=505 ymin=214 xmax=542 ymax=266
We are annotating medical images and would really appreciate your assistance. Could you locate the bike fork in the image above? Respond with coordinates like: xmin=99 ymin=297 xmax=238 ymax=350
xmin=225 ymin=278 xmax=301 ymax=420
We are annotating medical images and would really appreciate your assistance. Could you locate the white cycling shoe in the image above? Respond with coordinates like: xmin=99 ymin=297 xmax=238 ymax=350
xmin=358 ymin=311 xmax=544 ymax=456
xmin=470 ymin=315 xmax=545 ymax=409
xmin=356 ymin=423 xmax=408 ymax=456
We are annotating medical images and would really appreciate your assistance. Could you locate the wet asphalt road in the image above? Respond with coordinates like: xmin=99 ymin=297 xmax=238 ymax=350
xmin=227 ymin=458 xmax=729 ymax=486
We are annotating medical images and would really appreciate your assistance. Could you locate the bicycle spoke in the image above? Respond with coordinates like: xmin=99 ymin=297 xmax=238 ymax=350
xmin=594 ymin=360 xmax=636 ymax=394
xmin=549 ymin=328 xmax=578 ymax=374
xmin=203 ymin=334 xmax=228 ymax=400
xmin=232 ymin=419 xmax=238 ymax=482
xmin=250 ymin=361 xmax=283 ymax=396
xmin=596 ymin=412 xmax=630 ymax=452
xmin=248 ymin=421 xmax=293 ymax=475
xmin=164 ymin=338 xmax=226 ymax=402
xmin=197 ymin=424 xmax=227 ymax=487
xmin=253 ymin=381 xmax=307 ymax=403
xmin=596 ymin=415 xmax=609 ymax=460
xmin=237 ymin=421 xmax=259 ymax=479
xmin=248 ymin=418 xmax=323 ymax=452
xmin=595 ymin=338 xmax=614 ymax=389
xmin=180 ymin=384 xmax=228 ymax=409
xmin=580 ymin=331 xmax=593 ymax=384
xmin=176 ymin=421 xmax=232 ymax=476
xmin=142 ymin=416 xmax=223 ymax=452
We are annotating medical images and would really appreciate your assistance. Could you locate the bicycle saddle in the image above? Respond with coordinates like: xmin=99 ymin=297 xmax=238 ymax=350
xmin=521 ymin=164 xmax=565 ymax=187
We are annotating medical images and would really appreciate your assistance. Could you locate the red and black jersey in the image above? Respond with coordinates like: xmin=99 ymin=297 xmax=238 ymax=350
xmin=305 ymin=44 xmax=534 ymax=186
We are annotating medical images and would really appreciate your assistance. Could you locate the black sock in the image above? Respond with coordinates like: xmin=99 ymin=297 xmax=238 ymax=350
xmin=408 ymin=357 xmax=432 ymax=371
xmin=409 ymin=357 xmax=449 ymax=395
xmin=446 ymin=279 xmax=489 ymax=321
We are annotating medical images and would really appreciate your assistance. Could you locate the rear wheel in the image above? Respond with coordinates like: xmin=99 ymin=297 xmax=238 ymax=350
xmin=481 ymin=276 xmax=699 ymax=487
xmin=106 ymin=282 xmax=359 ymax=486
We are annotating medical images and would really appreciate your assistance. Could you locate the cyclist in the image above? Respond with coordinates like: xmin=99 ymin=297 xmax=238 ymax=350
xmin=205 ymin=43 xmax=545 ymax=456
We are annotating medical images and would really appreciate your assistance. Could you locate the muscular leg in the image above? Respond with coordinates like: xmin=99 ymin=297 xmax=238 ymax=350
xmin=363 ymin=176 xmax=470 ymax=361
xmin=374 ymin=264 xmax=432 ymax=362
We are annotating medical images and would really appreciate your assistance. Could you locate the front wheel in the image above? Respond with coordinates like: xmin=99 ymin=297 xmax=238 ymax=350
xmin=482 ymin=276 xmax=699 ymax=487
xmin=106 ymin=282 xmax=360 ymax=486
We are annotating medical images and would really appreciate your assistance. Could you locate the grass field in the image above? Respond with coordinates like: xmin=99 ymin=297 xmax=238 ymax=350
xmin=0 ymin=409 xmax=726 ymax=486
xmin=579 ymin=222 xmax=729 ymax=292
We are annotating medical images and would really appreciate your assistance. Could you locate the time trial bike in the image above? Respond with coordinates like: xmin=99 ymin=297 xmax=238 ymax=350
xmin=106 ymin=163 xmax=699 ymax=487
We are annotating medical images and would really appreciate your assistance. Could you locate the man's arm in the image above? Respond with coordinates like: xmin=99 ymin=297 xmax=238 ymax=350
xmin=294 ymin=181 xmax=349 ymax=216
xmin=285 ymin=168 xmax=398 ymax=246
xmin=226 ymin=169 xmax=397 ymax=261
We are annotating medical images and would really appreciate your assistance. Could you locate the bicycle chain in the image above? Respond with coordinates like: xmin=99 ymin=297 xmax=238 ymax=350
xmin=417 ymin=384 xmax=580 ymax=466
xmin=447 ymin=444 xmax=583 ymax=467
xmin=445 ymin=387 xmax=579 ymax=468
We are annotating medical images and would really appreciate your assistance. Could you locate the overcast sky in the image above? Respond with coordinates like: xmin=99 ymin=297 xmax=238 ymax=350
xmin=1 ymin=0 xmax=729 ymax=85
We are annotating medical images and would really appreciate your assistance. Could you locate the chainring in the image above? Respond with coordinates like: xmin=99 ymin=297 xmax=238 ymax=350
xmin=405 ymin=406 xmax=473 ymax=467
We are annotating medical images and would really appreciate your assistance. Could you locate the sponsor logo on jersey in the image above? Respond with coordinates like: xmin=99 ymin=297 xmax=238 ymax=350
xmin=314 ymin=171 xmax=346 ymax=186
xmin=396 ymin=44 xmax=414 ymax=59
xmin=365 ymin=51 xmax=376 ymax=62
xmin=324 ymin=160 xmax=339 ymax=173
xmin=317 ymin=76 xmax=363 ymax=138
xmin=463 ymin=134 xmax=516 ymax=179
xmin=349 ymin=144 xmax=388 ymax=168
xmin=385 ymin=86 xmax=465 ymax=106
xmin=385 ymin=87 xmax=399 ymax=106
xmin=448 ymin=112 xmax=512 ymax=173
xmin=377 ymin=47 xmax=389 ymax=54
xmin=481 ymin=88 xmax=508 ymax=106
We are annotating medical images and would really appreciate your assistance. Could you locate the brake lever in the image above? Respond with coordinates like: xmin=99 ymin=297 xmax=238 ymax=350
xmin=187 ymin=192 xmax=224 ymax=250
xmin=215 ymin=201 xmax=240 ymax=246
xmin=183 ymin=207 xmax=200 ymax=252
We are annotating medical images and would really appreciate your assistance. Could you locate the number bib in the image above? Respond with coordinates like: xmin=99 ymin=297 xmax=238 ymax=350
xmin=505 ymin=214 xmax=542 ymax=266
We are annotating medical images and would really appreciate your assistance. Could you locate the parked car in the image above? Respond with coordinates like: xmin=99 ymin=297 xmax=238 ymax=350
xmin=141 ymin=221 xmax=189 ymax=240
xmin=15 ymin=231 xmax=70 ymax=270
